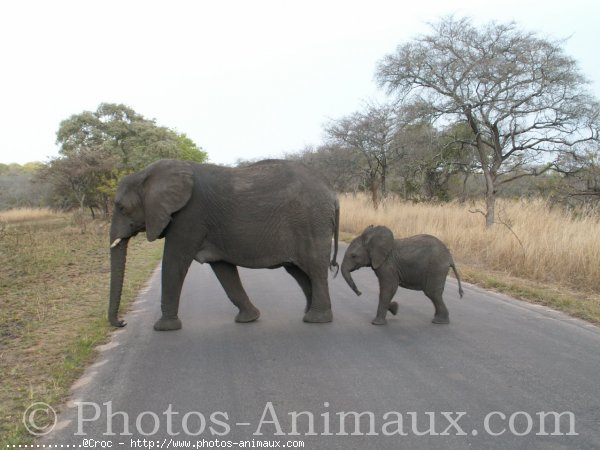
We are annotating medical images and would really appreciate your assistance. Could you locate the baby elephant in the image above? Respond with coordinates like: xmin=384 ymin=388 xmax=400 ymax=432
xmin=341 ymin=225 xmax=464 ymax=325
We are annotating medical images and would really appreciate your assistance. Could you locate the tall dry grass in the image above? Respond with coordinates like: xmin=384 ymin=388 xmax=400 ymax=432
xmin=0 ymin=207 xmax=59 ymax=223
xmin=340 ymin=194 xmax=600 ymax=293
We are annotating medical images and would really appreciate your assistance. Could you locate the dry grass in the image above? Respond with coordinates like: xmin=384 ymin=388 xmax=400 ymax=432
xmin=0 ymin=209 xmax=163 ymax=445
xmin=0 ymin=207 xmax=60 ymax=224
xmin=340 ymin=194 xmax=600 ymax=322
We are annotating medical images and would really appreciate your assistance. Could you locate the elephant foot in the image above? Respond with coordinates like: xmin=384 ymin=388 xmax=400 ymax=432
xmin=153 ymin=317 xmax=183 ymax=331
xmin=109 ymin=318 xmax=127 ymax=328
xmin=432 ymin=315 xmax=450 ymax=324
xmin=303 ymin=308 xmax=333 ymax=323
xmin=235 ymin=307 xmax=260 ymax=323
xmin=372 ymin=316 xmax=387 ymax=325
xmin=388 ymin=301 xmax=399 ymax=316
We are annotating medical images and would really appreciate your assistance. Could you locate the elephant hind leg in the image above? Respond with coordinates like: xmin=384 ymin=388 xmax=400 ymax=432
xmin=302 ymin=264 xmax=333 ymax=323
xmin=284 ymin=265 xmax=312 ymax=313
xmin=210 ymin=262 xmax=260 ymax=323
xmin=424 ymin=278 xmax=449 ymax=324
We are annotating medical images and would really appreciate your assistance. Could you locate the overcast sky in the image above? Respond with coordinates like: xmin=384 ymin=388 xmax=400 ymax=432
xmin=1 ymin=0 xmax=598 ymax=166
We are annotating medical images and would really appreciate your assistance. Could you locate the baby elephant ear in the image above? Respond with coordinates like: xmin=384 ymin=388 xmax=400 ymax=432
xmin=142 ymin=160 xmax=194 ymax=241
xmin=365 ymin=226 xmax=394 ymax=270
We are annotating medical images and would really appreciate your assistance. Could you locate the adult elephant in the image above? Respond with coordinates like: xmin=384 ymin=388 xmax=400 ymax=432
xmin=109 ymin=159 xmax=339 ymax=331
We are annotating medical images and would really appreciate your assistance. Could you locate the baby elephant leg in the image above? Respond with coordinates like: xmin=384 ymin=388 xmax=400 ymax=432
xmin=373 ymin=275 xmax=399 ymax=325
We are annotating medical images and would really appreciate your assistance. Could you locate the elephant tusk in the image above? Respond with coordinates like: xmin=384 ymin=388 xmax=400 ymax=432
xmin=110 ymin=238 xmax=122 ymax=249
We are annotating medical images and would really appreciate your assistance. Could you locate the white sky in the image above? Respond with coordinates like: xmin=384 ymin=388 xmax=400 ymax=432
xmin=1 ymin=0 xmax=599 ymax=166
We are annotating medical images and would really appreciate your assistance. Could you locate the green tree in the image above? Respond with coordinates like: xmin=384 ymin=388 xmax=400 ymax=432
xmin=174 ymin=133 xmax=204 ymax=163
xmin=43 ymin=103 xmax=207 ymax=215
xmin=56 ymin=103 xmax=207 ymax=170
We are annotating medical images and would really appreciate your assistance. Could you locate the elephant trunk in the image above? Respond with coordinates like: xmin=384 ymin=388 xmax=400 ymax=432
xmin=109 ymin=237 xmax=130 ymax=327
xmin=341 ymin=261 xmax=362 ymax=296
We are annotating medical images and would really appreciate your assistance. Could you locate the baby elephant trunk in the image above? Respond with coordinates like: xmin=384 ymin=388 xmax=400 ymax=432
xmin=341 ymin=261 xmax=362 ymax=296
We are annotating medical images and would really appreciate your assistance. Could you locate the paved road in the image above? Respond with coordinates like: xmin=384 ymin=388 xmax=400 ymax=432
xmin=42 ymin=245 xmax=600 ymax=449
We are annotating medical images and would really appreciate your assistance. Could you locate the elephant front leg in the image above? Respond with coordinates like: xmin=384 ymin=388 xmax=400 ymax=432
xmin=210 ymin=262 xmax=260 ymax=323
xmin=154 ymin=244 xmax=194 ymax=331
xmin=372 ymin=274 xmax=399 ymax=325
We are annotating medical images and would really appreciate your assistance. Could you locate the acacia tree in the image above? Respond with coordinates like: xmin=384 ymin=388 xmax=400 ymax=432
xmin=376 ymin=16 xmax=600 ymax=226
xmin=549 ymin=145 xmax=600 ymax=206
xmin=325 ymin=103 xmax=400 ymax=207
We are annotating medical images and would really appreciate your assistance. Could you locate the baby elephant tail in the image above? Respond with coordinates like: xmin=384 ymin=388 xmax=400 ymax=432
xmin=451 ymin=261 xmax=464 ymax=298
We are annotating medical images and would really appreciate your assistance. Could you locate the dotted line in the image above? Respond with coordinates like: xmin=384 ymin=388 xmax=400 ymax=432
xmin=6 ymin=446 xmax=86 ymax=448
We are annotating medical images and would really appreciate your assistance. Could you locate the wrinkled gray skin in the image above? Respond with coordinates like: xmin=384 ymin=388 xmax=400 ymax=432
xmin=341 ymin=225 xmax=463 ymax=325
xmin=109 ymin=159 xmax=339 ymax=331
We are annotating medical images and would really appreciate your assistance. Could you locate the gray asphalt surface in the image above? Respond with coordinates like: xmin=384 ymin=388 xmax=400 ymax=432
xmin=41 ymin=244 xmax=600 ymax=449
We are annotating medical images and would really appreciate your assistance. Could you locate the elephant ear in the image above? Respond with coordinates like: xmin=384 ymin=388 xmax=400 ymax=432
xmin=364 ymin=226 xmax=394 ymax=270
xmin=142 ymin=160 xmax=194 ymax=241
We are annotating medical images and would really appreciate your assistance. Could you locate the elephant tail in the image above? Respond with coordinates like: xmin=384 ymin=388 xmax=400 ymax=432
xmin=451 ymin=261 xmax=464 ymax=298
xmin=330 ymin=199 xmax=340 ymax=277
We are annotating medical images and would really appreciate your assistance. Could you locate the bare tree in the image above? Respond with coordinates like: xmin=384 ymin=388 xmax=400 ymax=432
xmin=550 ymin=145 xmax=600 ymax=207
xmin=38 ymin=147 xmax=118 ymax=217
xmin=325 ymin=103 xmax=401 ymax=207
xmin=287 ymin=144 xmax=366 ymax=193
xmin=377 ymin=16 xmax=600 ymax=226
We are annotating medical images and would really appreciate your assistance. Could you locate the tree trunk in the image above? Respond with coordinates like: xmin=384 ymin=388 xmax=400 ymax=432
xmin=460 ymin=171 xmax=470 ymax=203
xmin=370 ymin=176 xmax=380 ymax=209
xmin=464 ymin=106 xmax=497 ymax=227
xmin=484 ymin=182 xmax=496 ymax=228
